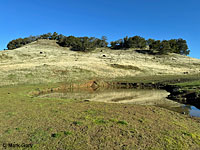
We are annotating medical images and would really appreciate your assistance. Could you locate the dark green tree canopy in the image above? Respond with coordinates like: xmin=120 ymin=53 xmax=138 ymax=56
xmin=158 ymin=40 xmax=171 ymax=55
xmin=127 ymin=36 xmax=146 ymax=49
xmin=50 ymin=32 xmax=59 ymax=40
xmin=147 ymin=38 xmax=156 ymax=50
xmin=6 ymin=33 xmax=190 ymax=55
xmin=111 ymin=36 xmax=146 ymax=49
xmin=57 ymin=35 xmax=108 ymax=51
xmin=176 ymin=38 xmax=190 ymax=55
xmin=110 ymin=36 xmax=190 ymax=55
xmin=7 ymin=32 xmax=108 ymax=52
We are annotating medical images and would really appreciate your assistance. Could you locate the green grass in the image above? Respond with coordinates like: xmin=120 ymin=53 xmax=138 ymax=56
xmin=0 ymin=83 xmax=200 ymax=149
xmin=173 ymin=80 xmax=200 ymax=93
xmin=7 ymin=73 xmax=17 ymax=80
xmin=117 ymin=120 xmax=128 ymax=125
xmin=175 ymin=80 xmax=200 ymax=87
xmin=94 ymin=118 xmax=107 ymax=124
xmin=72 ymin=121 xmax=83 ymax=125
xmin=51 ymin=131 xmax=72 ymax=138
xmin=106 ymin=74 xmax=200 ymax=84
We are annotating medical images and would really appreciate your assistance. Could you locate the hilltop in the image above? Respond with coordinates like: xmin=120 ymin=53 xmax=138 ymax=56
xmin=0 ymin=39 xmax=199 ymax=86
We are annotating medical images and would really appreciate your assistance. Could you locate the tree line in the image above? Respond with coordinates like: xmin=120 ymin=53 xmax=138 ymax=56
xmin=7 ymin=32 xmax=108 ymax=52
xmin=110 ymin=36 xmax=190 ymax=55
xmin=57 ymin=35 xmax=108 ymax=51
xmin=6 ymin=32 xmax=190 ymax=55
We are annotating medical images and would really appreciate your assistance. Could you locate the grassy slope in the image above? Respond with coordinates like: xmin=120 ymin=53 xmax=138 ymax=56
xmin=0 ymin=40 xmax=200 ymax=149
xmin=0 ymin=39 xmax=200 ymax=86
xmin=0 ymin=84 xmax=200 ymax=150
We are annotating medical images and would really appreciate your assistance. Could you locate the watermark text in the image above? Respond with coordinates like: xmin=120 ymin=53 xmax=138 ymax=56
xmin=2 ymin=143 xmax=33 ymax=149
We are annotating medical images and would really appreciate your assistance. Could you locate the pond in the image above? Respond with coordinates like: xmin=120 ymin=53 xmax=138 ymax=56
xmin=39 ymin=88 xmax=200 ymax=117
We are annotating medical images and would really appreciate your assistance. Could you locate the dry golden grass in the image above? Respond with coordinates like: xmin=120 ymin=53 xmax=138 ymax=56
xmin=0 ymin=39 xmax=200 ymax=86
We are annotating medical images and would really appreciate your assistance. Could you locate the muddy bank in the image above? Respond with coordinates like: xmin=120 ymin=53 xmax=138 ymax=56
xmin=165 ymin=85 xmax=200 ymax=109
xmin=113 ymin=82 xmax=200 ymax=109
xmin=31 ymin=79 xmax=200 ymax=109
xmin=112 ymin=82 xmax=200 ymax=109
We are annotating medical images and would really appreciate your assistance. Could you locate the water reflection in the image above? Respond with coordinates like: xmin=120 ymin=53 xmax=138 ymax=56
xmin=39 ymin=88 xmax=200 ymax=117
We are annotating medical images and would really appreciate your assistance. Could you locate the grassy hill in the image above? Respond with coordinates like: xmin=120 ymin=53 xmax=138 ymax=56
xmin=0 ymin=39 xmax=200 ymax=149
xmin=0 ymin=39 xmax=200 ymax=86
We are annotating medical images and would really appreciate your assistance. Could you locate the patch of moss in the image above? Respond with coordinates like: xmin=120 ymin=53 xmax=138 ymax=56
xmin=30 ymin=130 xmax=49 ymax=143
xmin=182 ymin=131 xmax=200 ymax=145
xmin=94 ymin=118 xmax=107 ymax=124
xmin=51 ymin=133 xmax=61 ymax=138
xmin=52 ymin=131 xmax=72 ymax=138
xmin=117 ymin=120 xmax=128 ymax=125
xmin=63 ymin=131 xmax=72 ymax=136
xmin=73 ymin=121 xmax=83 ymax=125
xmin=5 ymin=129 xmax=12 ymax=134
xmin=85 ymin=109 xmax=98 ymax=115
xmin=164 ymin=135 xmax=188 ymax=150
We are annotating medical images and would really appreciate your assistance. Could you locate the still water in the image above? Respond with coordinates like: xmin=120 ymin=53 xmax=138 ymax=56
xmin=39 ymin=88 xmax=200 ymax=117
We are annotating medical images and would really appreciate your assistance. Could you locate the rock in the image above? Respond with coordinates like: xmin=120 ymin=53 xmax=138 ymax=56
xmin=84 ymin=99 xmax=90 ymax=102
xmin=181 ymin=112 xmax=186 ymax=115
xmin=133 ymin=83 xmax=140 ymax=87
xmin=181 ymin=98 xmax=187 ymax=103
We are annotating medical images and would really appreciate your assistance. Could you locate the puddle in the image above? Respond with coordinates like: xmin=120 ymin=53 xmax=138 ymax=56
xmin=39 ymin=88 xmax=200 ymax=117
xmin=187 ymin=106 xmax=200 ymax=117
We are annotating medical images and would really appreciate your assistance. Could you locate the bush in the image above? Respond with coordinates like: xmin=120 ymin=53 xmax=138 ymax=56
xmin=110 ymin=36 xmax=146 ymax=49
xmin=157 ymin=40 xmax=171 ymax=55
xmin=57 ymin=36 xmax=108 ymax=52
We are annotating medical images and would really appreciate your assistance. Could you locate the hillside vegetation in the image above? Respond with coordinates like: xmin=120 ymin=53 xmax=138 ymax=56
xmin=7 ymin=32 xmax=190 ymax=55
xmin=1 ymin=39 xmax=200 ymax=150
xmin=0 ymin=39 xmax=199 ymax=86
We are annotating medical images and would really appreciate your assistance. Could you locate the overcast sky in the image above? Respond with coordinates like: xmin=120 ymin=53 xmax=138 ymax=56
xmin=1 ymin=0 xmax=200 ymax=58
